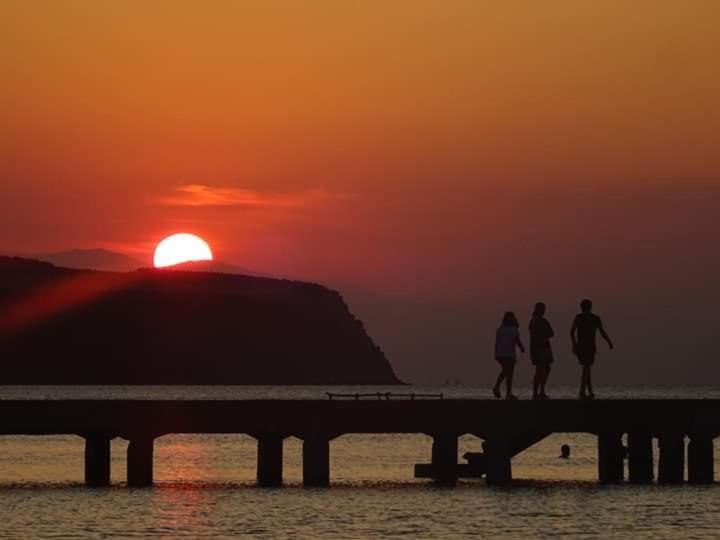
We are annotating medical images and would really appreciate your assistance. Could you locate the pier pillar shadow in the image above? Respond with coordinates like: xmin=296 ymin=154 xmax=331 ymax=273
xmin=127 ymin=436 xmax=154 ymax=487
xmin=84 ymin=434 xmax=112 ymax=487
xmin=597 ymin=432 xmax=624 ymax=483
xmin=254 ymin=434 xmax=286 ymax=487
xmin=628 ymin=432 xmax=654 ymax=483
xmin=658 ymin=433 xmax=685 ymax=484
xmin=688 ymin=433 xmax=714 ymax=484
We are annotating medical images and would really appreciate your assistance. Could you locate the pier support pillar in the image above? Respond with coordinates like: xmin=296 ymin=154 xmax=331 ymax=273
xmin=127 ymin=436 xmax=154 ymax=487
xmin=597 ymin=432 xmax=624 ymax=483
xmin=688 ymin=434 xmax=714 ymax=484
xmin=84 ymin=435 xmax=111 ymax=487
xmin=256 ymin=434 xmax=285 ymax=487
xmin=628 ymin=432 xmax=654 ymax=483
xmin=431 ymin=434 xmax=458 ymax=483
xmin=485 ymin=436 xmax=512 ymax=485
xmin=658 ymin=433 xmax=685 ymax=484
xmin=303 ymin=436 xmax=330 ymax=487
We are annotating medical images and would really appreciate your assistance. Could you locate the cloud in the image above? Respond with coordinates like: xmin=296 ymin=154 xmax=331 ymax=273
xmin=156 ymin=184 xmax=350 ymax=209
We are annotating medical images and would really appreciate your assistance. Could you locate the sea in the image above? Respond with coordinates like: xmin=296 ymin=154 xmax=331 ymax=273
xmin=1 ymin=385 xmax=719 ymax=539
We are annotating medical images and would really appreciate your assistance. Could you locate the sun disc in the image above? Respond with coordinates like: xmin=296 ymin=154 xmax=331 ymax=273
xmin=153 ymin=233 xmax=213 ymax=268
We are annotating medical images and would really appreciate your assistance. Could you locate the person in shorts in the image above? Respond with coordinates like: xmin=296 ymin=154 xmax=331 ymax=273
xmin=571 ymin=299 xmax=614 ymax=399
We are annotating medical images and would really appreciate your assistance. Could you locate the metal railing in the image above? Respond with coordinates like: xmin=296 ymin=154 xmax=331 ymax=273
xmin=326 ymin=392 xmax=443 ymax=400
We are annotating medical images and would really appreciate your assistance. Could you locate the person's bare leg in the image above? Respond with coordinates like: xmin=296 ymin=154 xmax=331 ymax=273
xmin=493 ymin=370 xmax=505 ymax=398
xmin=540 ymin=365 xmax=551 ymax=397
xmin=532 ymin=368 xmax=540 ymax=399
xmin=505 ymin=363 xmax=516 ymax=399
xmin=579 ymin=366 xmax=588 ymax=398
xmin=587 ymin=366 xmax=594 ymax=398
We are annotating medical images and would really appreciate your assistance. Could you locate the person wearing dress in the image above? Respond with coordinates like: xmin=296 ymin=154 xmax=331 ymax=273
xmin=493 ymin=311 xmax=525 ymax=400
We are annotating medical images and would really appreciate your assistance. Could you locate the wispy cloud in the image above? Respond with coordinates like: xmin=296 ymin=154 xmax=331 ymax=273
xmin=156 ymin=184 xmax=350 ymax=209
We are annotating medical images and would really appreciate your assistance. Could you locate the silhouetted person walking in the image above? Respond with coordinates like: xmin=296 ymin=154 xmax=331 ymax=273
xmin=529 ymin=302 xmax=554 ymax=399
xmin=493 ymin=312 xmax=525 ymax=400
xmin=571 ymin=299 xmax=614 ymax=399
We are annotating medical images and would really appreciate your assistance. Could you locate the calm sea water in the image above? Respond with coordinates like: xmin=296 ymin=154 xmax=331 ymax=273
xmin=1 ymin=385 xmax=719 ymax=538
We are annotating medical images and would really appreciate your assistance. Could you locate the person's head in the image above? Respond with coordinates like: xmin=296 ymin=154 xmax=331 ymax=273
xmin=501 ymin=311 xmax=519 ymax=328
xmin=560 ymin=444 xmax=571 ymax=458
xmin=580 ymin=299 xmax=593 ymax=313
xmin=533 ymin=302 xmax=546 ymax=317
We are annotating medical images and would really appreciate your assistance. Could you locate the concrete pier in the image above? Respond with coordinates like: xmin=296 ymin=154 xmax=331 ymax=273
xmin=256 ymin=434 xmax=285 ymax=487
xmin=657 ymin=433 xmax=684 ymax=484
xmin=127 ymin=437 xmax=154 ymax=487
xmin=0 ymin=399 xmax=718 ymax=487
xmin=303 ymin=436 xmax=331 ymax=487
xmin=628 ymin=432 xmax=654 ymax=483
xmin=688 ymin=434 xmax=714 ymax=484
xmin=84 ymin=435 xmax=111 ymax=487
xmin=597 ymin=432 xmax=624 ymax=483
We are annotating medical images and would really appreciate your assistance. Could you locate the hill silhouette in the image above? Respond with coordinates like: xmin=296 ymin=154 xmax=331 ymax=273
xmin=164 ymin=259 xmax=280 ymax=278
xmin=29 ymin=249 xmax=146 ymax=272
xmin=0 ymin=257 xmax=400 ymax=385
xmin=25 ymin=248 xmax=279 ymax=278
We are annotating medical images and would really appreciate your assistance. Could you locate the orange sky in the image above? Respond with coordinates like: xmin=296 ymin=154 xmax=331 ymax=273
xmin=2 ymin=1 xmax=719 ymax=295
xmin=3 ymin=1 xmax=720 ymax=384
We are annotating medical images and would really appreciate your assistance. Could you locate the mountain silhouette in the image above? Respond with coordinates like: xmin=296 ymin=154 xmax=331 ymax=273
xmin=0 ymin=257 xmax=401 ymax=385
xmin=29 ymin=249 xmax=146 ymax=272
xmin=26 ymin=248 xmax=279 ymax=279
xmin=164 ymin=259 xmax=280 ymax=279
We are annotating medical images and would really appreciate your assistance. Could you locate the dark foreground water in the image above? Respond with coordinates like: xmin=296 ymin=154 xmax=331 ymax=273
xmin=1 ymin=385 xmax=719 ymax=538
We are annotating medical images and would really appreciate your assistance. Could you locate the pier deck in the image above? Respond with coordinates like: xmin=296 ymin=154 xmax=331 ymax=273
xmin=0 ymin=399 xmax=717 ymax=486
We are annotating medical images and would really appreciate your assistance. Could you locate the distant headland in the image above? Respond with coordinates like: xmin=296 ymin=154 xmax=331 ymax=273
xmin=0 ymin=257 xmax=401 ymax=385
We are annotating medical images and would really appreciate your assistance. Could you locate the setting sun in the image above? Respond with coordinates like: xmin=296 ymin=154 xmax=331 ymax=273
xmin=153 ymin=233 xmax=213 ymax=268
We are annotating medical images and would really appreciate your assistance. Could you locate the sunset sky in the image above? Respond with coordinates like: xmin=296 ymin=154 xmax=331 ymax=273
xmin=2 ymin=1 xmax=719 ymax=383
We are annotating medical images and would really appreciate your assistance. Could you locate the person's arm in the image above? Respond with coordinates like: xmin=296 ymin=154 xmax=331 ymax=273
xmin=546 ymin=320 xmax=555 ymax=339
xmin=598 ymin=318 xmax=614 ymax=349
xmin=515 ymin=330 xmax=526 ymax=353
xmin=570 ymin=317 xmax=578 ymax=349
